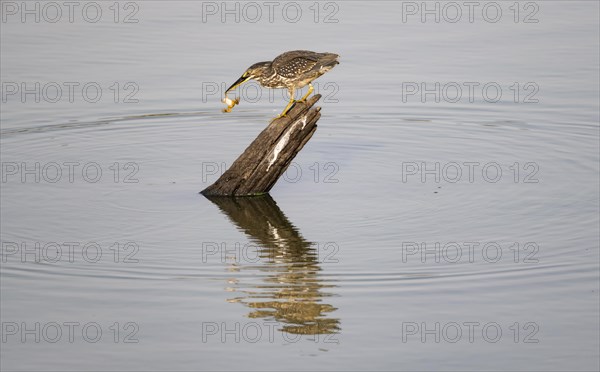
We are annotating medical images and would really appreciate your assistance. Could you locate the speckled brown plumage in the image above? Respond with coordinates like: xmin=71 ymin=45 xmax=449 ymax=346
xmin=224 ymin=50 xmax=339 ymax=117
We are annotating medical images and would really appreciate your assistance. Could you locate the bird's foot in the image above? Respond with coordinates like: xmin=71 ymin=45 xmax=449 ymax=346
xmin=298 ymin=84 xmax=314 ymax=102
xmin=275 ymin=101 xmax=299 ymax=119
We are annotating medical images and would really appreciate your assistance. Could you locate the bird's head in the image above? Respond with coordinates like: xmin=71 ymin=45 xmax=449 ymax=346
xmin=225 ymin=61 xmax=271 ymax=93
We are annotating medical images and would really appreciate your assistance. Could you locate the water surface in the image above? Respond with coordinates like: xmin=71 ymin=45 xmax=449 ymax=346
xmin=1 ymin=1 xmax=599 ymax=371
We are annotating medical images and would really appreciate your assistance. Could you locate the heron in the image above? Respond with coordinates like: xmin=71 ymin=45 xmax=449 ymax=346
xmin=222 ymin=50 xmax=339 ymax=117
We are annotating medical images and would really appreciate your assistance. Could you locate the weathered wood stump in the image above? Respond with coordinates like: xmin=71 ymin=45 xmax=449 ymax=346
xmin=201 ymin=94 xmax=322 ymax=196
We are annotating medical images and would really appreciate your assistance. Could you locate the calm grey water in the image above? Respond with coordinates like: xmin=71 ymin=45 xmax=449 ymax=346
xmin=1 ymin=1 xmax=599 ymax=371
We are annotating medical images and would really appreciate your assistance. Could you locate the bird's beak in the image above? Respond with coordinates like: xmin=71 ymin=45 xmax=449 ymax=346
xmin=225 ymin=74 xmax=251 ymax=93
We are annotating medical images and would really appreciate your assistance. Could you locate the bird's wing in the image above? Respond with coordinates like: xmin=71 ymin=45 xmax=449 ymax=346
xmin=273 ymin=55 xmax=319 ymax=78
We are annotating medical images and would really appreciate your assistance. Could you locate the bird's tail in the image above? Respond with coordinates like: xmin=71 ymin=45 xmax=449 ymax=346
xmin=321 ymin=53 xmax=340 ymax=68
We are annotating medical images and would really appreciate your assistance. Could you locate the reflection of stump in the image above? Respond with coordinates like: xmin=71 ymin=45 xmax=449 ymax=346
xmin=204 ymin=194 xmax=341 ymax=335
xmin=204 ymin=194 xmax=312 ymax=252
xmin=201 ymin=94 xmax=322 ymax=196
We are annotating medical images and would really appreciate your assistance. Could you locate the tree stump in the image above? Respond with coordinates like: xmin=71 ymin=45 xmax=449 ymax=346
xmin=201 ymin=94 xmax=322 ymax=196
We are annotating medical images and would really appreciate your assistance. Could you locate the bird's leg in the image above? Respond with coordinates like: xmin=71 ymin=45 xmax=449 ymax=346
xmin=277 ymin=88 xmax=295 ymax=118
xmin=298 ymin=83 xmax=314 ymax=102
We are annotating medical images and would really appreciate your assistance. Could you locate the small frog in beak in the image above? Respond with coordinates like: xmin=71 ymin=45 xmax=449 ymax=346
xmin=221 ymin=95 xmax=240 ymax=113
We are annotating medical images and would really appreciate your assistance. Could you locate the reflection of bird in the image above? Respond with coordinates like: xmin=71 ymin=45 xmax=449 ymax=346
xmin=224 ymin=50 xmax=339 ymax=117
